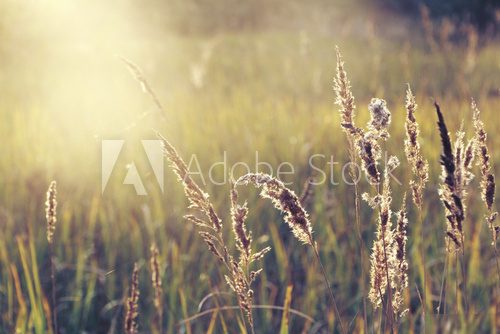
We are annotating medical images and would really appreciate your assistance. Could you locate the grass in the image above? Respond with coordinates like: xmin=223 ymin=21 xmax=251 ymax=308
xmin=0 ymin=13 xmax=499 ymax=333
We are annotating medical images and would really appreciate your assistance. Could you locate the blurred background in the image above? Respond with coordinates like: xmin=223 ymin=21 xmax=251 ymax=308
xmin=0 ymin=0 xmax=499 ymax=332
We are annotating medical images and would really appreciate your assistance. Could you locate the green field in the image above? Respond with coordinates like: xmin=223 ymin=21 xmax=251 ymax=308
xmin=0 ymin=1 xmax=499 ymax=333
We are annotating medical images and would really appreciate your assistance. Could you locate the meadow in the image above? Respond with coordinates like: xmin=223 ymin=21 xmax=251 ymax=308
xmin=0 ymin=1 xmax=499 ymax=333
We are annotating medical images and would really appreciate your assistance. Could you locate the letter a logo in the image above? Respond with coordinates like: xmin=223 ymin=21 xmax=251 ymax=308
xmin=101 ymin=140 xmax=164 ymax=195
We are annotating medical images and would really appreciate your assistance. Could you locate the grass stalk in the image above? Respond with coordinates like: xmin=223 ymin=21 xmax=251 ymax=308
xmin=49 ymin=243 xmax=57 ymax=334
xmin=312 ymin=243 xmax=346 ymax=334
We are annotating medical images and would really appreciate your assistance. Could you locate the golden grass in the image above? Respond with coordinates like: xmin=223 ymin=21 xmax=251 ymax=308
xmin=0 ymin=24 xmax=499 ymax=333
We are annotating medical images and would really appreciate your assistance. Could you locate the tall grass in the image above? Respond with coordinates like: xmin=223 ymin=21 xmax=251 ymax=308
xmin=45 ymin=181 xmax=58 ymax=334
xmin=0 ymin=24 xmax=499 ymax=333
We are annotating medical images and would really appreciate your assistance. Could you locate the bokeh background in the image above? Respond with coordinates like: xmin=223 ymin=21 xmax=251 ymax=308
xmin=0 ymin=0 xmax=499 ymax=332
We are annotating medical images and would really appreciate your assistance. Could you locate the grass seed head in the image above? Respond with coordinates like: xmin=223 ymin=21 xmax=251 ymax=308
xmin=473 ymin=100 xmax=496 ymax=211
xmin=150 ymin=243 xmax=162 ymax=311
xmin=45 ymin=181 xmax=57 ymax=244
xmin=236 ymin=173 xmax=314 ymax=246
xmin=334 ymin=46 xmax=358 ymax=137
xmin=125 ymin=263 xmax=140 ymax=334
xmin=368 ymin=98 xmax=391 ymax=139
xmin=393 ymin=195 xmax=409 ymax=317
xmin=404 ymin=85 xmax=429 ymax=209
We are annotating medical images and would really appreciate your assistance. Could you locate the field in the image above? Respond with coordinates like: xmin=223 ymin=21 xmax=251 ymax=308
xmin=0 ymin=1 xmax=499 ymax=333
